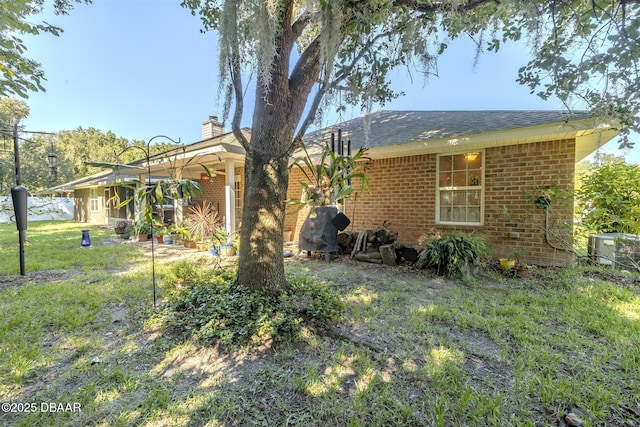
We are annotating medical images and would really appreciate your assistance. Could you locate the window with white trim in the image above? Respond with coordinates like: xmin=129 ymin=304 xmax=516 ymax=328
xmin=436 ymin=151 xmax=484 ymax=225
xmin=234 ymin=176 xmax=242 ymax=213
xmin=89 ymin=188 xmax=99 ymax=212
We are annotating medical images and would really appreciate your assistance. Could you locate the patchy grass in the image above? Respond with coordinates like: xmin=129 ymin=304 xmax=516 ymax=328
xmin=1 ymin=221 xmax=639 ymax=426
xmin=0 ymin=221 xmax=144 ymax=275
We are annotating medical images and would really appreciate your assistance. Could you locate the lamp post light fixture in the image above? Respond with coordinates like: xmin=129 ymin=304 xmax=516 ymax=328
xmin=47 ymin=139 xmax=58 ymax=182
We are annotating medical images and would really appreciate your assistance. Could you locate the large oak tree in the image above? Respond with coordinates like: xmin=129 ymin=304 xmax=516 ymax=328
xmin=182 ymin=0 xmax=639 ymax=294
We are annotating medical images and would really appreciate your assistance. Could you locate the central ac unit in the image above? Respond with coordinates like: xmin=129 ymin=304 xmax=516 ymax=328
xmin=588 ymin=233 xmax=640 ymax=269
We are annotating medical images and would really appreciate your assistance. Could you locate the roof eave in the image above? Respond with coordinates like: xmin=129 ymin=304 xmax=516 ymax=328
xmin=365 ymin=118 xmax=621 ymax=162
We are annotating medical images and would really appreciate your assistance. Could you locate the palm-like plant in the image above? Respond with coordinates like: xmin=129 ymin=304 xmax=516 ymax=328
xmin=289 ymin=141 xmax=371 ymax=207
xmin=187 ymin=201 xmax=222 ymax=242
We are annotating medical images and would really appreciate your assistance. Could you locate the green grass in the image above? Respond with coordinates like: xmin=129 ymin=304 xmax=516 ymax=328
xmin=0 ymin=221 xmax=143 ymax=274
xmin=1 ymin=221 xmax=639 ymax=426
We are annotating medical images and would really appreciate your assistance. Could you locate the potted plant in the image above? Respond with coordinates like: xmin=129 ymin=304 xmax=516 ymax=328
xmin=134 ymin=221 xmax=152 ymax=241
xmin=500 ymin=247 xmax=527 ymax=272
xmin=163 ymin=225 xmax=176 ymax=245
xmin=187 ymin=201 xmax=222 ymax=250
xmin=212 ymin=228 xmax=237 ymax=257
xmin=154 ymin=222 xmax=167 ymax=244
xmin=514 ymin=263 xmax=531 ymax=278
xmin=114 ymin=220 xmax=131 ymax=235
xmin=174 ymin=219 xmax=197 ymax=248
xmin=499 ymin=257 xmax=516 ymax=272
xmin=181 ymin=228 xmax=198 ymax=249
xmin=289 ymin=140 xmax=371 ymax=255
xmin=290 ymin=140 xmax=371 ymax=209
xmin=171 ymin=224 xmax=188 ymax=245
xmin=120 ymin=224 xmax=133 ymax=240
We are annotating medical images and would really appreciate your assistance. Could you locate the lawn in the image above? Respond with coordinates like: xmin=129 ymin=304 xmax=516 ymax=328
xmin=1 ymin=221 xmax=639 ymax=426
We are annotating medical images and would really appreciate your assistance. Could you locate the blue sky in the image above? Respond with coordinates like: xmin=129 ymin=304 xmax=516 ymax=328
xmin=20 ymin=0 xmax=636 ymax=163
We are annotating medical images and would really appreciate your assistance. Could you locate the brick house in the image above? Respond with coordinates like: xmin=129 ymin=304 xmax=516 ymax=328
xmin=58 ymin=111 xmax=619 ymax=266
xmin=51 ymin=116 xmax=248 ymax=235
xmin=285 ymin=111 xmax=620 ymax=266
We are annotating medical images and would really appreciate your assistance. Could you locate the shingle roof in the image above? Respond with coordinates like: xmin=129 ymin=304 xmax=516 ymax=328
xmin=303 ymin=110 xmax=593 ymax=149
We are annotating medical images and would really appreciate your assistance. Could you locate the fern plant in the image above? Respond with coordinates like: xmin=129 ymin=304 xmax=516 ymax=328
xmin=416 ymin=232 xmax=490 ymax=278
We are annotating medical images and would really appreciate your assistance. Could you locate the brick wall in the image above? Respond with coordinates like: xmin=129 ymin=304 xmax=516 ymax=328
xmin=197 ymin=178 xmax=225 ymax=214
xmin=193 ymin=167 xmax=244 ymax=226
xmin=284 ymin=168 xmax=308 ymax=235
xmin=286 ymin=139 xmax=576 ymax=266
xmin=482 ymin=140 xmax=575 ymax=266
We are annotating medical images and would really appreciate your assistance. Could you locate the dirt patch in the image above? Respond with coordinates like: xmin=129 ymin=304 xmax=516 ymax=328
xmin=103 ymin=237 xmax=240 ymax=266
xmin=582 ymin=269 xmax=640 ymax=289
xmin=0 ymin=269 xmax=82 ymax=292
xmin=290 ymin=254 xmax=517 ymax=393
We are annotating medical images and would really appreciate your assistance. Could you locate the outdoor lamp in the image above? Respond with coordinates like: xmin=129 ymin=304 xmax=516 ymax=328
xmin=47 ymin=140 xmax=58 ymax=182
xmin=47 ymin=152 xmax=58 ymax=168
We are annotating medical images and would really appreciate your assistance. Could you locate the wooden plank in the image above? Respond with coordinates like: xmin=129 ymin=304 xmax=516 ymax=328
xmin=379 ymin=244 xmax=397 ymax=266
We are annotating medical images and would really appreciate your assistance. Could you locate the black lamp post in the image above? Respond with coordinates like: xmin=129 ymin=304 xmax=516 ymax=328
xmin=1 ymin=124 xmax=59 ymax=275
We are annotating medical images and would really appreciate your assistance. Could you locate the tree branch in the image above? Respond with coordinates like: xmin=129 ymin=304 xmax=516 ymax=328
xmin=392 ymin=0 xmax=498 ymax=13
xmin=289 ymin=38 xmax=322 ymax=96
xmin=291 ymin=11 xmax=311 ymax=39
xmin=225 ymin=1 xmax=249 ymax=150
xmin=294 ymin=83 xmax=327 ymax=144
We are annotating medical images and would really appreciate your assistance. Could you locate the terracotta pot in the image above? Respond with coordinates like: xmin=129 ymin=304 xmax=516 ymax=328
xmin=183 ymin=240 xmax=197 ymax=249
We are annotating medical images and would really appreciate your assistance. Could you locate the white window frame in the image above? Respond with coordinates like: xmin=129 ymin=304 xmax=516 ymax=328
xmin=89 ymin=188 xmax=99 ymax=213
xmin=234 ymin=175 xmax=242 ymax=213
xmin=436 ymin=150 xmax=485 ymax=226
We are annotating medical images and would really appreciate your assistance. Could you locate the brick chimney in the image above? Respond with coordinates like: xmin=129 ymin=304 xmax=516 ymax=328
xmin=202 ymin=115 xmax=225 ymax=140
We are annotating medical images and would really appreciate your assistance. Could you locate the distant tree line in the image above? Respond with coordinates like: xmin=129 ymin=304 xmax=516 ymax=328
xmin=0 ymin=97 xmax=176 ymax=194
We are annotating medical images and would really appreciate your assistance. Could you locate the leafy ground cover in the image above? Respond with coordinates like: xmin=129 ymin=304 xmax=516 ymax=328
xmin=1 ymin=221 xmax=639 ymax=426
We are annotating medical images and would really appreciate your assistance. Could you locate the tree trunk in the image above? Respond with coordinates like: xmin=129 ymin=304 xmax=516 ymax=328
xmin=236 ymin=150 xmax=290 ymax=295
xmin=354 ymin=252 xmax=383 ymax=264
xmin=234 ymin=2 xmax=322 ymax=294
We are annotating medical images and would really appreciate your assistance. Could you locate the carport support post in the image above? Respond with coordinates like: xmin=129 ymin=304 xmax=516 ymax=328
xmin=174 ymin=170 xmax=184 ymax=226
xmin=136 ymin=172 xmax=148 ymax=222
xmin=225 ymin=159 xmax=235 ymax=240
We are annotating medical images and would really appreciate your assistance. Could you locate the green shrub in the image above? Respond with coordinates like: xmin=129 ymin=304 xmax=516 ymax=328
xmin=416 ymin=232 xmax=490 ymax=277
xmin=576 ymin=161 xmax=640 ymax=234
xmin=160 ymin=268 xmax=342 ymax=346
xmin=165 ymin=260 xmax=220 ymax=289
xmin=285 ymin=275 xmax=344 ymax=328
